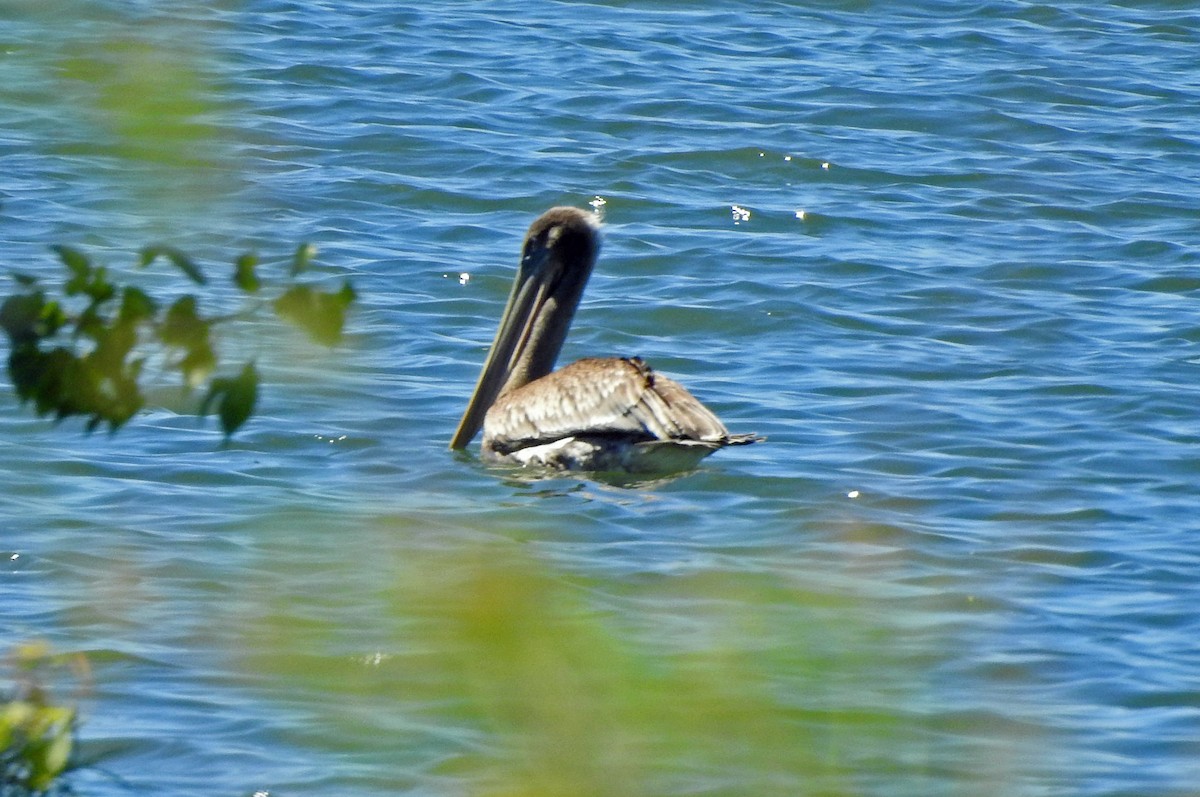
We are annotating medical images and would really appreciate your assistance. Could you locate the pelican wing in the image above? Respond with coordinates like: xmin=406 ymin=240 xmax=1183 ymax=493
xmin=483 ymin=357 xmax=732 ymax=454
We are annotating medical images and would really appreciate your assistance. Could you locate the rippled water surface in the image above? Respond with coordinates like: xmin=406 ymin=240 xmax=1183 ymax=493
xmin=3 ymin=2 xmax=1199 ymax=795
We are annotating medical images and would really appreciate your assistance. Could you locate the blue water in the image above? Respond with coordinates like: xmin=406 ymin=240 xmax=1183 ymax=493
xmin=3 ymin=1 xmax=1199 ymax=795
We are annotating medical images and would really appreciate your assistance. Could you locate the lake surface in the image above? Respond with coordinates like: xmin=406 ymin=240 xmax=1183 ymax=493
xmin=2 ymin=1 xmax=1199 ymax=795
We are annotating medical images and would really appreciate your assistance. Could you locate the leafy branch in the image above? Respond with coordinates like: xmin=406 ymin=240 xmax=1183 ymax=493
xmin=0 ymin=244 xmax=355 ymax=437
xmin=1 ymin=642 xmax=85 ymax=796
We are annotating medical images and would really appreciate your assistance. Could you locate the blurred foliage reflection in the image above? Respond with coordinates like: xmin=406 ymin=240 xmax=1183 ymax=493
xmin=237 ymin=538 xmax=929 ymax=797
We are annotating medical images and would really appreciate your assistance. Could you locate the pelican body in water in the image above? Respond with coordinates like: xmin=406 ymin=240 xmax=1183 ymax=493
xmin=450 ymin=207 xmax=762 ymax=472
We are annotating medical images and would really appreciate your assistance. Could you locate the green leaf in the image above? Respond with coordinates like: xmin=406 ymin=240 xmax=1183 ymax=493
xmin=140 ymin=245 xmax=207 ymax=285
xmin=80 ymin=264 xmax=116 ymax=304
xmin=159 ymin=296 xmax=216 ymax=386
xmin=290 ymin=242 xmax=317 ymax=276
xmin=41 ymin=301 xmax=69 ymax=335
xmin=177 ymin=339 xmax=216 ymax=388
xmin=201 ymin=361 xmax=258 ymax=437
xmin=159 ymin=295 xmax=207 ymax=348
xmin=88 ymin=317 xmax=138 ymax=371
xmin=35 ymin=709 xmax=74 ymax=787
xmin=7 ymin=346 xmax=46 ymax=406
xmin=273 ymin=281 xmax=355 ymax=346
xmin=1 ymin=291 xmax=49 ymax=345
xmin=75 ymin=303 xmax=108 ymax=341
xmin=119 ymin=285 xmax=158 ymax=323
xmin=8 ymin=347 xmax=80 ymax=419
xmin=61 ymin=253 xmax=92 ymax=298
xmin=234 ymin=252 xmax=260 ymax=293
xmin=51 ymin=245 xmax=91 ymax=279
xmin=55 ymin=245 xmax=115 ymax=305
xmin=0 ymin=293 xmax=66 ymax=345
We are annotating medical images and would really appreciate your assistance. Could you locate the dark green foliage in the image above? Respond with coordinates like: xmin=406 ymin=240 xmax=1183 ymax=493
xmin=139 ymin=245 xmax=207 ymax=285
xmin=0 ymin=290 xmax=66 ymax=346
xmin=1 ymin=244 xmax=353 ymax=437
xmin=201 ymin=361 xmax=259 ymax=440
xmin=234 ymin=253 xmax=260 ymax=293
xmin=2 ymin=250 xmax=146 ymax=433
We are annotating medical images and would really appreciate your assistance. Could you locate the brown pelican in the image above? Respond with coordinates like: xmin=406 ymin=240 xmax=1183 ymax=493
xmin=450 ymin=206 xmax=762 ymax=472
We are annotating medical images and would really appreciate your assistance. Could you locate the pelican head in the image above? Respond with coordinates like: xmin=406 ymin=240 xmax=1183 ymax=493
xmin=450 ymin=207 xmax=601 ymax=449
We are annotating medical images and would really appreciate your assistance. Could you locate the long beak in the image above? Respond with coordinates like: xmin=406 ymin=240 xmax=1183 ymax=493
xmin=449 ymin=264 xmax=551 ymax=449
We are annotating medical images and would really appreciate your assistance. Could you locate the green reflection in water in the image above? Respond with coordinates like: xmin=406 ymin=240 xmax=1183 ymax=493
xmin=230 ymin=516 xmax=1037 ymax=797
xmin=5 ymin=2 xmax=245 ymax=225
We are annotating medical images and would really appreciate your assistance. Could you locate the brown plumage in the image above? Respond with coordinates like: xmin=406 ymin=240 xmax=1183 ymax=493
xmin=450 ymin=207 xmax=761 ymax=472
